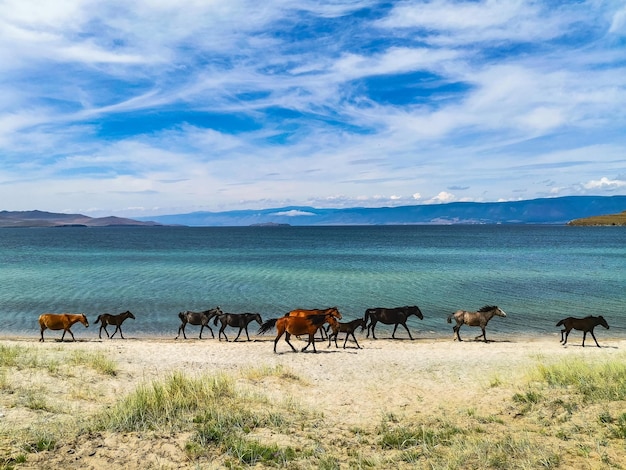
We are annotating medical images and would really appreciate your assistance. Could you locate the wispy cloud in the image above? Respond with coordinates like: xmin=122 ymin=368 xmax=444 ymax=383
xmin=0 ymin=0 xmax=624 ymax=216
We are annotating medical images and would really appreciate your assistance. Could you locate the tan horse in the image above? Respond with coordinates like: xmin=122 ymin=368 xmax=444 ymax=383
xmin=39 ymin=313 xmax=89 ymax=342
xmin=447 ymin=305 xmax=507 ymax=342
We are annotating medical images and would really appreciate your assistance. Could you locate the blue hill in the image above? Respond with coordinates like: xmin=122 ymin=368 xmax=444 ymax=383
xmin=139 ymin=195 xmax=626 ymax=226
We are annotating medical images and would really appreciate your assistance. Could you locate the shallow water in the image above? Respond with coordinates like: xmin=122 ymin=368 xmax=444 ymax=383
xmin=1 ymin=225 xmax=624 ymax=339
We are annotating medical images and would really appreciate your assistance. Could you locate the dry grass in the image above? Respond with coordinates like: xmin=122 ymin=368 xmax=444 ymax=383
xmin=1 ymin=341 xmax=626 ymax=469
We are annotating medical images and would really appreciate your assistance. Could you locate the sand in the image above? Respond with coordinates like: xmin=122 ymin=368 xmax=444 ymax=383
xmin=1 ymin=330 xmax=625 ymax=469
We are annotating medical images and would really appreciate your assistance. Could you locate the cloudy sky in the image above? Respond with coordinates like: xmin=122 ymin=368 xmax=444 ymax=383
xmin=1 ymin=0 xmax=625 ymax=217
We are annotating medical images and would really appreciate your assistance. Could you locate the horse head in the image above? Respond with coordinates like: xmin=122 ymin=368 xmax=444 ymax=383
xmin=598 ymin=316 xmax=610 ymax=329
xmin=494 ymin=306 xmax=507 ymax=317
xmin=328 ymin=307 xmax=342 ymax=320
xmin=408 ymin=305 xmax=424 ymax=320
xmin=80 ymin=313 xmax=89 ymax=327
xmin=124 ymin=311 xmax=136 ymax=320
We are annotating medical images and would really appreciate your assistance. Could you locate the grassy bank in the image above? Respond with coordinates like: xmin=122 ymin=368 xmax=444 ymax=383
xmin=1 ymin=343 xmax=625 ymax=469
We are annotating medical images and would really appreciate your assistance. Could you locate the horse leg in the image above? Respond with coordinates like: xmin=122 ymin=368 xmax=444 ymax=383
xmin=582 ymin=331 xmax=587 ymax=347
xmin=115 ymin=325 xmax=125 ymax=339
xmin=284 ymin=332 xmax=297 ymax=353
xmin=475 ymin=327 xmax=487 ymax=342
xmin=234 ymin=327 xmax=244 ymax=342
xmin=176 ymin=322 xmax=186 ymax=340
xmin=370 ymin=321 xmax=378 ymax=340
xmin=301 ymin=333 xmax=317 ymax=353
xmin=560 ymin=329 xmax=566 ymax=343
xmin=453 ymin=324 xmax=462 ymax=341
xmin=67 ymin=328 xmax=76 ymax=342
xmin=562 ymin=328 xmax=570 ymax=345
xmin=590 ymin=329 xmax=601 ymax=348
xmin=400 ymin=322 xmax=413 ymax=340
xmin=40 ymin=326 xmax=46 ymax=342
xmin=219 ymin=325 xmax=229 ymax=342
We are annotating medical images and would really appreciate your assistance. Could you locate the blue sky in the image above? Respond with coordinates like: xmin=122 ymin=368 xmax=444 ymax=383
xmin=1 ymin=0 xmax=625 ymax=217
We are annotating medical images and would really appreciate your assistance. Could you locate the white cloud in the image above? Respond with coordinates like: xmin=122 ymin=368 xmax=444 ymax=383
xmin=583 ymin=177 xmax=626 ymax=191
xmin=270 ymin=210 xmax=316 ymax=217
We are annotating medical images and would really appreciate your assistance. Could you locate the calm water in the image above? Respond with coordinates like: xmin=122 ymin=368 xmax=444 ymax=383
xmin=0 ymin=225 xmax=624 ymax=339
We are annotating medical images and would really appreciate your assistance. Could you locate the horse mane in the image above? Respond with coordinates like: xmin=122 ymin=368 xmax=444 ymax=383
xmin=478 ymin=305 xmax=497 ymax=312
xmin=309 ymin=314 xmax=329 ymax=326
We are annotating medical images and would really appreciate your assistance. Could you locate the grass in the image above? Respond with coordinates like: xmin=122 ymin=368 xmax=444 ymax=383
xmin=2 ymin=342 xmax=626 ymax=469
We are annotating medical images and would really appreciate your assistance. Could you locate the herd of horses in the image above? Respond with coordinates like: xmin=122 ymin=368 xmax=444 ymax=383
xmin=36 ymin=305 xmax=612 ymax=351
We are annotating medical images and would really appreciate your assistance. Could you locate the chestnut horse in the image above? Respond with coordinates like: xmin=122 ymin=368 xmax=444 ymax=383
xmin=364 ymin=306 xmax=423 ymax=340
xmin=94 ymin=310 xmax=136 ymax=339
xmin=39 ymin=313 xmax=89 ymax=342
xmin=213 ymin=312 xmax=263 ymax=342
xmin=556 ymin=315 xmax=609 ymax=347
xmin=447 ymin=305 xmax=507 ymax=342
xmin=175 ymin=307 xmax=222 ymax=339
xmin=327 ymin=317 xmax=366 ymax=349
xmin=259 ymin=313 xmax=337 ymax=353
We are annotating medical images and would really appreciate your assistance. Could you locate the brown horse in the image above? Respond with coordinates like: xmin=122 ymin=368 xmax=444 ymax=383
xmin=447 ymin=305 xmax=507 ymax=342
xmin=94 ymin=310 xmax=135 ymax=339
xmin=38 ymin=313 xmax=89 ymax=342
xmin=259 ymin=313 xmax=337 ymax=353
xmin=213 ymin=312 xmax=263 ymax=342
xmin=175 ymin=307 xmax=222 ymax=339
xmin=277 ymin=307 xmax=342 ymax=340
xmin=327 ymin=317 xmax=366 ymax=349
xmin=556 ymin=315 xmax=609 ymax=347
xmin=364 ymin=306 xmax=423 ymax=340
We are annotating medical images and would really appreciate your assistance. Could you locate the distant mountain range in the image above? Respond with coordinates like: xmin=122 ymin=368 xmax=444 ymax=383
xmin=0 ymin=210 xmax=162 ymax=228
xmin=2 ymin=196 xmax=625 ymax=228
xmin=138 ymin=195 xmax=626 ymax=226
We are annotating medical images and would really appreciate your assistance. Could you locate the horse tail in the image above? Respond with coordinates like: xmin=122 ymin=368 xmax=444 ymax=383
xmin=363 ymin=309 xmax=372 ymax=324
xmin=446 ymin=314 xmax=453 ymax=324
xmin=258 ymin=318 xmax=278 ymax=335
xmin=178 ymin=311 xmax=185 ymax=322
xmin=95 ymin=315 xmax=102 ymax=324
xmin=555 ymin=319 xmax=564 ymax=327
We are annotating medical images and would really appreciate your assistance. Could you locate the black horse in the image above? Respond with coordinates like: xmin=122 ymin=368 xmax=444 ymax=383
xmin=364 ymin=306 xmax=424 ymax=340
xmin=556 ymin=315 xmax=609 ymax=347
xmin=175 ymin=307 xmax=222 ymax=339
xmin=213 ymin=312 xmax=263 ymax=342
xmin=94 ymin=310 xmax=135 ymax=339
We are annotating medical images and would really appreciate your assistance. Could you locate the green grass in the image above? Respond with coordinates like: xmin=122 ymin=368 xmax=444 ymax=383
xmin=532 ymin=357 xmax=626 ymax=402
xmin=92 ymin=370 xmax=307 ymax=466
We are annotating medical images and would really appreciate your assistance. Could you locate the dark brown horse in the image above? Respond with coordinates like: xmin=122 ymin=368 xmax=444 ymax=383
xmin=364 ymin=306 xmax=423 ymax=340
xmin=447 ymin=305 xmax=507 ymax=342
xmin=94 ymin=310 xmax=135 ymax=339
xmin=213 ymin=312 xmax=263 ymax=342
xmin=556 ymin=315 xmax=609 ymax=347
xmin=175 ymin=307 xmax=222 ymax=339
xmin=327 ymin=318 xmax=366 ymax=349
xmin=259 ymin=313 xmax=337 ymax=353
xmin=38 ymin=313 xmax=89 ymax=342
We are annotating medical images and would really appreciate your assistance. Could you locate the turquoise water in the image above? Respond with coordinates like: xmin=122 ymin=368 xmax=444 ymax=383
xmin=1 ymin=225 xmax=624 ymax=339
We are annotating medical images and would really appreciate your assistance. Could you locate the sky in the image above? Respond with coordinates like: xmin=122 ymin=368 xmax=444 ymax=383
xmin=1 ymin=0 xmax=626 ymax=218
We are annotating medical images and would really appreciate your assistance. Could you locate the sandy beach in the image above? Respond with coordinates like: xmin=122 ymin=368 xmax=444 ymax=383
xmin=1 ymin=331 xmax=625 ymax=469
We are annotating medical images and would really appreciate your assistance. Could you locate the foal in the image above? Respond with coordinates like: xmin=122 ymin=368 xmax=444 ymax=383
xmin=327 ymin=318 xmax=366 ymax=349
xmin=95 ymin=310 xmax=136 ymax=339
